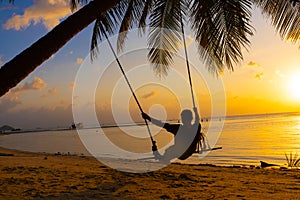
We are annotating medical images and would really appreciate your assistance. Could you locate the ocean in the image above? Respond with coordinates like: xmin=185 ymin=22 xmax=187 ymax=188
xmin=1 ymin=112 xmax=300 ymax=169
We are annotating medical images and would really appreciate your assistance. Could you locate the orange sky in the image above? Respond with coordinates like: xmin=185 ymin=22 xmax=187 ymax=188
xmin=0 ymin=4 xmax=299 ymax=128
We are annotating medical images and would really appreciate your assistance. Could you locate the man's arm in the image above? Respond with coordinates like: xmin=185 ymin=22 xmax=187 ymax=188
xmin=142 ymin=112 xmax=180 ymax=135
xmin=141 ymin=112 xmax=165 ymax=127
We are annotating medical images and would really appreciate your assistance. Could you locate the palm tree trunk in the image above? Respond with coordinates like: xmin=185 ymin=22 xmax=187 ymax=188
xmin=0 ymin=0 xmax=120 ymax=97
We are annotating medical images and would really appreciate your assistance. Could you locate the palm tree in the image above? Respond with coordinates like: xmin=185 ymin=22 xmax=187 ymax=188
xmin=0 ymin=0 xmax=299 ymax=97
xmin=0 ymin=0 xmax=121 ymax=97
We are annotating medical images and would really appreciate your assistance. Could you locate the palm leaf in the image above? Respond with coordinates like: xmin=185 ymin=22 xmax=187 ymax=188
xmin=73 ymin=0 xmax=299 ymax=77
xmin=90 ymin=0 xmax=154 ymax=55
xmin=253 ymin=0 xmax=300 ymax=46
xmin=138 ymin=0 xmax=154 ymax=35
xmin=117 ymin=0 xmax=147 ymax=52
xmin=190 ymin=0 xmax=253 ymax=75
xmin=0 ymin=0 xmax=16 ymax=4
xmin=70 ymin=0 xmax=89 ymax=12
xmin=148 ymin=0 xmax=187 ymax=76
xmin=90 ymin=0 xmax=128 ymax=59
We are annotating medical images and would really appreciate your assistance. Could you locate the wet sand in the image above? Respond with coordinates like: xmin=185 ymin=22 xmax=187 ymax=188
xmin=0 ymin=147 xmax=299 ymax=199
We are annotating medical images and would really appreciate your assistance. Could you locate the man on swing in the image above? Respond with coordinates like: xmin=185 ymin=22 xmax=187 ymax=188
xmin=142 ymin=107 xmax=202 ymax=164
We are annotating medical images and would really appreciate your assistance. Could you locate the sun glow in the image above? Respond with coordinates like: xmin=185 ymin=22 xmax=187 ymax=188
xmin=287 ymin=72 xmax=300 ymax=100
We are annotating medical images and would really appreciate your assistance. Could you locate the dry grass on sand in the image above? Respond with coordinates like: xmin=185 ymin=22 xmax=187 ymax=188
xmin=0 ymin=147 xmax=300 ymax=199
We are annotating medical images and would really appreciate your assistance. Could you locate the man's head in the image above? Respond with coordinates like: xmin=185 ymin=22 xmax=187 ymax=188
xmin=181 ymin=109 xmax=193 ymax=125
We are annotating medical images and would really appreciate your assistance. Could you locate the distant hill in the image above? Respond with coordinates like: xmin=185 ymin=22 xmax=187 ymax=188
xmin=0 ymin=125 xmax=15 ymax=131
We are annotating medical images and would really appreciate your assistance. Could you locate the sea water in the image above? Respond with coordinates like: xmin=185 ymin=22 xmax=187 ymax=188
xmin=1 ymin=112 xmax=299 ymax=167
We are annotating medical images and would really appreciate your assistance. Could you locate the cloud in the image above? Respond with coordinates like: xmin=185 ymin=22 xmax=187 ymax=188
xmin=41 ymin=87 xmax=58 ymax=98
xmin=0 ymin=104 xmax=73 ymax=129
xmin=76 ymin=58 xmax=83 ymax=65
xmin=0 ymin=77 xmax=47 ymax=112
xmin=178 ymin=35 xmax=193 ymax=49
xmin=243 ymin=61 xmax=265 ymax=80
xmin=11 ymin=77 xmax=47 ymax=94
xmin=3 ymin=0 xmax=71 ymax=31
xmin=0 ymin=97 xmax=21 ymax=113
xmin=275 ymin=70 xmax=286 ymax=78
xmin=70 ymin=82 xmax=76 ymax=88
xmin=247 ymin=61 xmax=261 ymax=67
xmin=185 ymin=35 xmax=193 ymax=47
xmin=48 ymin=87 xmax=58 ymax=95
xmin=142 ymin=91 xmax=157 ymax=99
xmin=69 ymin=82 xmax=76 ymax=91
xmin=59 ymin=99 xmax=69 ymax=106
xmin=0 ymin=55 xmax=3 ymax=66
xmin=255 ymin=73 xmax=264 ymax=80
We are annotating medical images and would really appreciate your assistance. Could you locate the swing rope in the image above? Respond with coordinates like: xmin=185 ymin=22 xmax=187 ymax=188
xmin=180 ymin=16 xmax=204 ymax=153
xmin=180 ymin=17 xmax=196 ymax=108
xmin=101 ymin=25 xmax=158 ymax=151
xmin=180 ymin=21 xmax=222 ymax=153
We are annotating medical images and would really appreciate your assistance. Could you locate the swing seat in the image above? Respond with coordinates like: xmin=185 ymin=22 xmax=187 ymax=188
xmin=196 ymin=146 xmax=223 ymax=153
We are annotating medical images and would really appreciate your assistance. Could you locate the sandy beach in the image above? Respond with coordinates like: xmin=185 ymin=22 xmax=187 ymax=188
xmin=0 ymin=147 xmax=299 ymax=199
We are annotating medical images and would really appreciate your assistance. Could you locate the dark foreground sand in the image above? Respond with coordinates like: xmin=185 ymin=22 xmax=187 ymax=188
xmin=0 ymin=147 xmax=300 ymax=199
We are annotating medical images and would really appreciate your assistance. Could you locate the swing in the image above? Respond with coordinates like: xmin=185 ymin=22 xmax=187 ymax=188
xmin=178 ymin=17 xmax=222 ymax=159
xmin=100 ymin=17 xmax=221 ymax=161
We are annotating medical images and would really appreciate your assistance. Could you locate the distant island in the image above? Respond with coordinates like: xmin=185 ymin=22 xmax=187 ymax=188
xmin=0 ymin=125 xmax=21 ymax=134
xmin=70 ymin=123 xmax=83 ymax=130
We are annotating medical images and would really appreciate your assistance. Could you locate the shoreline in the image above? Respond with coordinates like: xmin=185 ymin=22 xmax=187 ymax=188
xmin=0 ymin=143 xmax=286 ymax=169
xmin=1 ymin=147 xmax=300 ymax=199
xmin=0 ymin=129 xmax=290 ymax=168
xmin=0 ymin=129 xmax=291 ymax=170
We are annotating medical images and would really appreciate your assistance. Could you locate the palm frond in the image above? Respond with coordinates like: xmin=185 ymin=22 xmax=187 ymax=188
xmin=190 ymin=0 xmax=253 ymax=75
xmin=90 ymin=0 xmax=153 ymax=57
xmin=70 ymin=0 xmax=89 ymax=12
xmin=90 ymin=1 xmax=128 ymax=60
xmin=253 ymin=0 xmax=300 ymax=46
xmin=0 ymin=0 xmax=15 ymax=3
xmin=138 ymin=0 xmax=154 ymax=35
xmin=148 ymin=0 xmax=186 ymax=76
xmin=90 ymin=19 xmax=103 ymax=59
xmin=117 ymin=0 xmax=147 ymax=52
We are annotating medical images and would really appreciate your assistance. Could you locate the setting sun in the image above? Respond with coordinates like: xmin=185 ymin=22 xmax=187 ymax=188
xmin=287 ymin=72 xmax=300 ymax=100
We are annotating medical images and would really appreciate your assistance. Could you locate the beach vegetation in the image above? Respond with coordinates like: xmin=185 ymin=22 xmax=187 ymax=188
xmin=285 ymin=152 xmax=300 ymax=169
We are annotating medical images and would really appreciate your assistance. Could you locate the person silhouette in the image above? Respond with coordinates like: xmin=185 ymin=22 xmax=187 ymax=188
xmin=142 ymin=107 xmax=202 ymax=164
